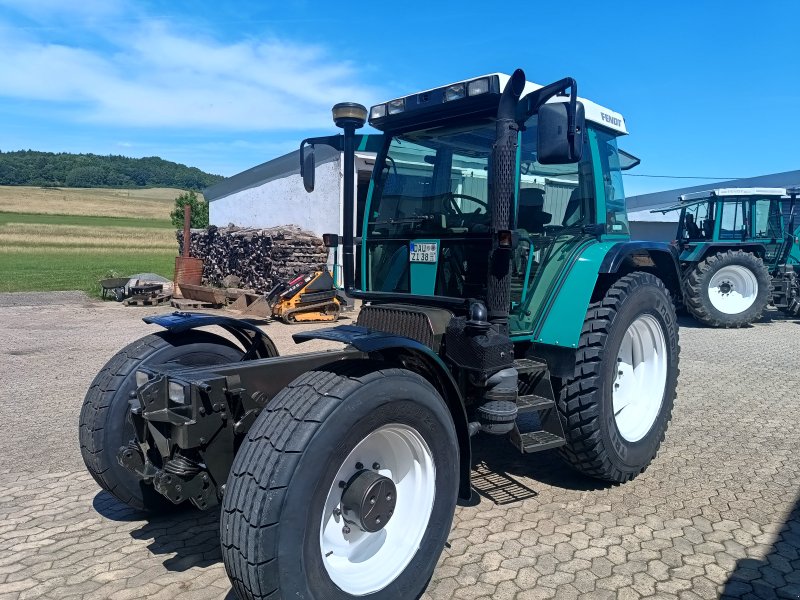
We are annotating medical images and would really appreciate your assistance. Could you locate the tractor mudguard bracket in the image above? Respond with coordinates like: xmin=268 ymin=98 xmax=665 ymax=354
xmin=143 ymin=311 xmax=279 ymax=360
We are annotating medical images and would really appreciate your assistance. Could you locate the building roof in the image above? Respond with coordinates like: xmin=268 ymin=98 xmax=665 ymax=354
xmin=205 ymin=134 xmax=383 ymax=203
xmin=626 ymin=169 xmax=800 ymax=214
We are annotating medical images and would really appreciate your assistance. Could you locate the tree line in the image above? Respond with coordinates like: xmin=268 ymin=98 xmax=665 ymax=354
xmin=0 ymin=150 xmax=224 ymax=191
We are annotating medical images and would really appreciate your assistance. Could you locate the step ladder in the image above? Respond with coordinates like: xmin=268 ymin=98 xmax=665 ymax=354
xmin=509 ymin=358 xmax=567 ymax=454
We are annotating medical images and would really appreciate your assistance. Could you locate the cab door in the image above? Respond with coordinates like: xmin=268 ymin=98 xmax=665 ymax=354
xmin=509 ymin=121 xmax=611 ymax=342
xmin=751 ymin=197 xmax=784 ymax=265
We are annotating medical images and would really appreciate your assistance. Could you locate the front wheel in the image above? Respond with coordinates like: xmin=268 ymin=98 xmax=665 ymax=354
xmin=79 ymin=331 xmax=245 ymax=511
xmin=557 ymin=272 xmax=680 ymax=482
xmin=221 ymin=362 xmax=459 ymax=600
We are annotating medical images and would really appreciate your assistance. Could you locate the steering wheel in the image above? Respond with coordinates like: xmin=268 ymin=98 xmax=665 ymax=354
xmin=445 ymin=192 xmax=489 ymax=216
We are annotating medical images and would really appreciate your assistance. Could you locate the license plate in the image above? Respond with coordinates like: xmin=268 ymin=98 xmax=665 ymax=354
xmin=409 ymin=242 xmax=438 ymax=263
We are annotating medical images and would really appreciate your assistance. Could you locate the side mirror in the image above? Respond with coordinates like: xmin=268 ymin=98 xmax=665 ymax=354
xmin=322 ymin=233 xmax=339 ymax=248
xmin=537 ymin=101 xmax=585 ymax=164
xmin=301 ymin=142 xmax=315 ymax=192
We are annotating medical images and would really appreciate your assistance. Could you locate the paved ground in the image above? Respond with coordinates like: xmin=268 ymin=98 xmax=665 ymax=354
xmin=1 ymin=292 xmax=799 ymax=600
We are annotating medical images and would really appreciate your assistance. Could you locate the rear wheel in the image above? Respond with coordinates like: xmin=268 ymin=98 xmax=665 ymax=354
xmin=221 ymin=362 xmax=459 ymax=600
xmin=684 ymin=250 xmax=771 ymax=327
xmin=557 ymin=272 xmax=680 ymax=482
xmin=79 ymin=331 xmax=244 ymax=511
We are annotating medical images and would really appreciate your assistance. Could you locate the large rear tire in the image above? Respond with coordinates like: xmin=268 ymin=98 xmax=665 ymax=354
xmin=79 ymin=331 xmax=244 ymax=512
xmin=684 ymin=250 xmax=771 ymax=327
xmin=221 ymin=362 xmax=459 ymax=600
xmin=557 ymin=272 xmax=680 ymax=482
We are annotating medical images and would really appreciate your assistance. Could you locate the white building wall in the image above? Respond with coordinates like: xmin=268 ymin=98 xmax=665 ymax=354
xmin=209 ymin=158 xmax=342 ymax=237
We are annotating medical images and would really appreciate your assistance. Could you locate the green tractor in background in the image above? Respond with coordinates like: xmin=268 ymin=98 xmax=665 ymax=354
xmin=657 ymin=186 xmax=800 ymax=327
xmin=79 ymin=69 xmax=683 ymax=599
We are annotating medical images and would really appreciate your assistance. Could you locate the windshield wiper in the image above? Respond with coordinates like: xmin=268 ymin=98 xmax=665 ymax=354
xmin=368 ymin=215 xmax=434 ymax=226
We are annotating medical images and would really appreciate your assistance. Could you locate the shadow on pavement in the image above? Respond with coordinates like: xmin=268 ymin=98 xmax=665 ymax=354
xmin=469 ymin=433 xmax=610 ymax=500
xmin=93 ymin=490 xmax=223 ymax=572
xmin=721 ymin=490 xmax=800 ymax=599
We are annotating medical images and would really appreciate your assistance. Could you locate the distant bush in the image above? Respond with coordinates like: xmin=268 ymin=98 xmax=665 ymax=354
xmin=171 ymin=191 xmax=209 ymax=228
xmin=0 ymin=150 xmax=223 ymax=191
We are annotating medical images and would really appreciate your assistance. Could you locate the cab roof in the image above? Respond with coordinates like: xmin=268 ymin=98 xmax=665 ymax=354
xmin=654 ymin=187 xmax=788 ymax=214
xmin=370 ymin=72 xmax=628 ymax=135
xmin=680 ymin=187 xmax=787 ymax=201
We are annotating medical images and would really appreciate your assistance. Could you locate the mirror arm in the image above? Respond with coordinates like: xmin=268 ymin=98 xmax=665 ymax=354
xmin=516 ymin=76 xmax=578 ymax=131
xmin=299 ymin=134 xmax=344 ymax=177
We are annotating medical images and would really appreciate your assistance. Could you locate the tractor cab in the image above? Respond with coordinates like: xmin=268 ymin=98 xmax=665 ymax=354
xmin=311 ymin=73 xmax=643 ymax=346
xmin=659 ymin=187 xmax=789 ymax=265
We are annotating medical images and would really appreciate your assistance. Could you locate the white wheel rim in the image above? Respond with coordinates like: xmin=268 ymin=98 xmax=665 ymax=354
xmin=707 ymin=265 xmax=758 ymax=314
xmin=613 ymin=314 xmax=668 ymax=443
xmin=319 ymin=424 xmax=435 ymax=595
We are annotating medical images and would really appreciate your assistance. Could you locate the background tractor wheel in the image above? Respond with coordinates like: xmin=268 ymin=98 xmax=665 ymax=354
xmin=684 ymin=250 xmax=771 ymax=327
xmin=221 ymin=362 xmax=458 ymax=600
xmin=557 ymin=272 xmax=680 ymax=482
xmin=79 ymin=331 xmax=243 ymax=512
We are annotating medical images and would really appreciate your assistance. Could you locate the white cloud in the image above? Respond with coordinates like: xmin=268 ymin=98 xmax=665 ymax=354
xmin=0 ymin=10 xmax=382 ymax=131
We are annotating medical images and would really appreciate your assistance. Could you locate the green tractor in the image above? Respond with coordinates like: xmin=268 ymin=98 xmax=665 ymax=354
xmin=657 ymin=186 xmax=800 ymax=327
xmin=79 ymin=69 xmax=682 ymax=599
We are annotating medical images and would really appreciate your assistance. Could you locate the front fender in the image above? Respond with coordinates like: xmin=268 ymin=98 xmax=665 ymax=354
xmin=143 ymin=312 xmax=279 ymax=359
xmin=294 ymin=325 xmax=473 ymax=500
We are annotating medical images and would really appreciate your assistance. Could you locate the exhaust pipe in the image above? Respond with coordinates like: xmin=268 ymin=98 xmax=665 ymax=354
xmin=487 ymin=69 xmax=526 ymax=331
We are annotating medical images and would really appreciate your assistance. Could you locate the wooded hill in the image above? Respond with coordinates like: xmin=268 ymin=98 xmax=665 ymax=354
xmin=0 ymin=150 xmax=224 ymax=191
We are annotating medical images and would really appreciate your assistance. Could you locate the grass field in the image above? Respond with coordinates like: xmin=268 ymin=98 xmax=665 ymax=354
xmin=0 ymin=186 xmax=188 ymax=296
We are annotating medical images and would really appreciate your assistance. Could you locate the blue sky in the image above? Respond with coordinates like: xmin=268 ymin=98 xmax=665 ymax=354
xmin=1 ymin=0 xmax=798 ymax=196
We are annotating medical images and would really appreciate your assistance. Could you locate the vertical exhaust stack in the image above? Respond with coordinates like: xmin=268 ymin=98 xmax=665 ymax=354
xmin=487 ymin=69 xmax=526 ymax=331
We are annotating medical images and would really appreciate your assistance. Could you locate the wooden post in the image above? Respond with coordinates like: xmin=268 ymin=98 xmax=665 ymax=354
xmin=183 ymin=204 xmax=191 ymax=258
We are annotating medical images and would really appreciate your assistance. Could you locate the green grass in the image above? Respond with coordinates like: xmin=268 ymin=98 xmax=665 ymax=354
xmin=0 ymin=249 xmax=176 ymax=296
xmin=0 ymin=205 xmax=178 ymax=297
xmin=0 ymin=212 xmax=173 ymax=229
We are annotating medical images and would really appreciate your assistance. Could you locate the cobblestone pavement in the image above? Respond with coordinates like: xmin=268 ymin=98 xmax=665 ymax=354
xmin=1 ymin=294 xmax=799 ymax=600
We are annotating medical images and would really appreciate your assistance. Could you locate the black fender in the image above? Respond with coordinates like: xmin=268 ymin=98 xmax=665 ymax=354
xmin=693 ymin=242 xmax=769 ymax=261
xmin=143 ymin=312 xmax=279 ymax=359
xmin=294 ymin=325 xmax=472 ymax=501
xmin=598 ymin=241 xmax=683 ymax=301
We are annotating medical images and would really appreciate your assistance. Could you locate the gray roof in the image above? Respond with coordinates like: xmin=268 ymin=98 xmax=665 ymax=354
xmin=204 ymin=134 xmax=384 ymax=203
xmin=625 ymin=169 xmax=800 ymax=213
xmin=204 ymin=144 xmax=340 ymax=203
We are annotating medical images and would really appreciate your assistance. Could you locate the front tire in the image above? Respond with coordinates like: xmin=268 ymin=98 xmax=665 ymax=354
xmin=684 ymin=250 xmax=771 ymax=327
xmin=221 ymin=362 xmax=459 ymax=600
xmin=557 ymin=272 xmax=680 ymax=482
xmin=79 ymin=331 xmax=244 ymax=512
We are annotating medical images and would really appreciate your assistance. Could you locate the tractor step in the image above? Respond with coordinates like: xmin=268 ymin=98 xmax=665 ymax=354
xmin=511 ymin=429 xmax=566 ymax=453
xmin=516 ymin=394 xmax=554 ymax=412
xmin=513 ymin=358 xmax=547 ymax=375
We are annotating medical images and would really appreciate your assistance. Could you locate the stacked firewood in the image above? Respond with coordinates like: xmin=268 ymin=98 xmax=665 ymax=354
xmin=177 ymin=225 xmax=328 ymax=293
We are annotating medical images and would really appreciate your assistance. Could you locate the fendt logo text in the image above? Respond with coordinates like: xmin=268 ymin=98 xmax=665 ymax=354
xmin=601 ymin=112 xmax=622 ymax=127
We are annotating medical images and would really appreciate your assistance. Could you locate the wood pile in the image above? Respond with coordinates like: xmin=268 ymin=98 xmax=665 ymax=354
xmin=176 ymin=225 xmax=327 ymax=294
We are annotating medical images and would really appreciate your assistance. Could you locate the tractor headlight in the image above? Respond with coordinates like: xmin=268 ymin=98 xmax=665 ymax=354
xmin=387 ymin=98 xmax=405 ymax=115
xmin=168 ymin=381 xmax=189 ymax=405
xmin=444 ymin=83 xmax=466 ymax=102
xmin=135 ymin=370 xmax=150 ymax=387
xmin=370 ymin=104 xmax=386 ymax=119
xmin=468 ymin=77 xmax=490 ymax=96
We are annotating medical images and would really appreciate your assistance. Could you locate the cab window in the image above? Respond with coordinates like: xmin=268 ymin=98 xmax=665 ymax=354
xmin=594 ymin=130 xmax=629 ymax=234
xmin=754 ymin=198 xmax=782 ymax=239
xmin=719 ymin=199 xmax=748 ymax=240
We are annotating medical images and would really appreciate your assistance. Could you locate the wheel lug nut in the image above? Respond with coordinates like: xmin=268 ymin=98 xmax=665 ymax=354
xmin=618 ymin=370 xmax=623 ymax=376
xmin=355 ymin=462 xmax=363 ymax=470
xmin=386 ymin=494 xmax=392 ymax=501
xmin=370 ymin=496 xmax=376 ymax=505
xmin=372 ymin=462 xmax=381 ymax=470
xmin=342 ymin=525 xmax=350 ymax=535
xmin=333 ymin=508 xmax=341 ymax=517
xmin=338 ymin=480 xmax=346 ymax=488
xmin=375 ymin=517 xmax=381 ymax=525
